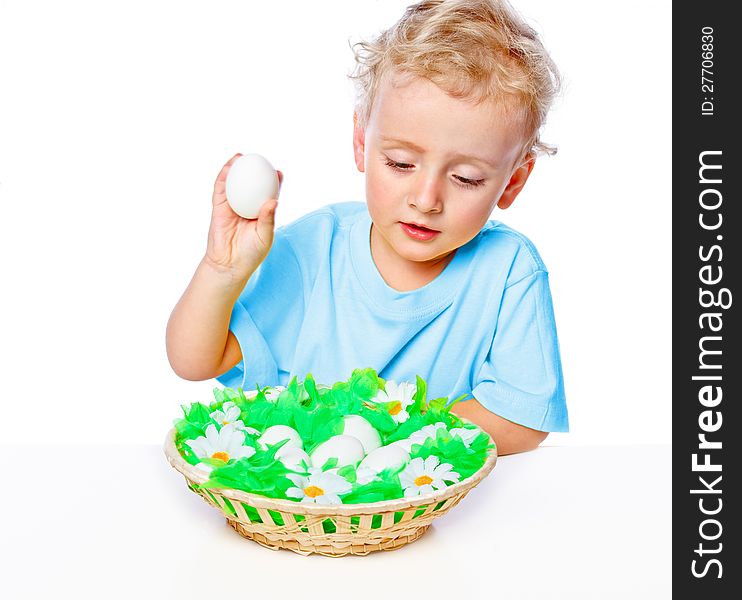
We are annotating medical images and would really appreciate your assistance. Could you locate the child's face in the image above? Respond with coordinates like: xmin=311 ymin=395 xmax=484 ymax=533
xmin=354 ymin=70 xmax=535 ymax=266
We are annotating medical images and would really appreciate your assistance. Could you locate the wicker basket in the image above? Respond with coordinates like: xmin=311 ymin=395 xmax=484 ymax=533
xmin=164 ymin=415 xmax=497 ymax=557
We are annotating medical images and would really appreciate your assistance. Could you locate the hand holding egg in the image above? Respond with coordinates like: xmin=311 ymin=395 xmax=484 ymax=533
xmin=204 ymin=153 xmax=284 ymax=277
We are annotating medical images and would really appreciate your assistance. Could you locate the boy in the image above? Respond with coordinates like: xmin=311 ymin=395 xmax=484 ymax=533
xmin=166 ymin=0 xmax=568 ymax=455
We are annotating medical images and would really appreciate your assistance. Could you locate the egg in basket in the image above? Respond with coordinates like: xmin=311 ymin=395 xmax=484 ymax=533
xmin=164 ymin=368 xmax=497 ymax=556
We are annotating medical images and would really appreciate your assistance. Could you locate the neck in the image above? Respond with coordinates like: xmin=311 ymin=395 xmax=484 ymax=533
xmin=369 ymin=223 xmax=455 ymax=292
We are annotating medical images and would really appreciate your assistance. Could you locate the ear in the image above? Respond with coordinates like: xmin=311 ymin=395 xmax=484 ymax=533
xmin=353 ymin=112 xmax=366 ymax=173
xmin=496 ymin=154 xmax=536 ymax=210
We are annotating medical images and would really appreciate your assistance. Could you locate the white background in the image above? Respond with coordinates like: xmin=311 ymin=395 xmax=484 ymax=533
xmin=0 ymin=0 xmax=672 ymax=446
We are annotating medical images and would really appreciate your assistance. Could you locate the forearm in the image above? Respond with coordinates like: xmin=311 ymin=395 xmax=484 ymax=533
xmin=449 ymin=398 xmax=548 ymax=456
xmin=166 ymin=257 xmax=253 ymax=380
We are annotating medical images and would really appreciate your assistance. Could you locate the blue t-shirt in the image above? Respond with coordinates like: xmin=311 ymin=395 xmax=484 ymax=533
xmin=216 ymin=202 xmax=568 ymax=432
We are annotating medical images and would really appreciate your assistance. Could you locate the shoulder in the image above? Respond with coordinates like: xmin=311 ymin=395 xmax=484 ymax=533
xmin=278 ymin=202 xmax=365 ymax=240
xmin=272 ymin=201 xmax=365 ymax=262
xmin=281 ymin=201 xmax=366 ymax=230
xmin=473 ymin=219 xmax=549 ymax=284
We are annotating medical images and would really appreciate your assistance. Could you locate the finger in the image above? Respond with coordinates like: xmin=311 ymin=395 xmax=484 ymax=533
xmin=254 ymin=198 xmax=278 ymax=246
xmin=212 ymin=153 xmax=243 ymax=205
xmin=277 ymin=170 xmax=284 ymax=190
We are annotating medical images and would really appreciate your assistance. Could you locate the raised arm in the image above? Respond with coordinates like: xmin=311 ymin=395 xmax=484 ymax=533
xmin=166 ymin=153 xmax=282 ymax=381
xmin=166 ymin=259 xmax=248 ymax=380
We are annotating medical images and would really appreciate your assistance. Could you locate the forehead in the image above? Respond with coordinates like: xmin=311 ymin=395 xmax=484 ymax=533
xmin=368 ymin=70 xmax=526 ymax=169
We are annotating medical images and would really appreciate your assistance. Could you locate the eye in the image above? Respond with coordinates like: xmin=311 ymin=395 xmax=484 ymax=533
xmin=454 ymin=175 xmax=485 ymax=189
xmin=383 ymin=157 xmax=485 ymax=189
xmin=384 ymin=158 xmax=414 ymax=171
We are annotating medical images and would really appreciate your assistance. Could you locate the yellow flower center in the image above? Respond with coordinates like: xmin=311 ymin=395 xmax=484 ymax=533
xmin=303 ymin=485 xmax=325 ymax=498
xmin=222 ymin=420 xmax=230 ymax=425
xmin=414 ymin=475 xmax=433 ymax=486
xmin=388 ymin=401 xmax=403 ymax=416
xmin=211 ymin=451 xmax=230 ymax=462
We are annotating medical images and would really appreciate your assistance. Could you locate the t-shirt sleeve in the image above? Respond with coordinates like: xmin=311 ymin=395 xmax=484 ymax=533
xmin=215 ymin=228 xmax=305 ymax=391
xmin=472 ymin=269 xmax=569 ymax=432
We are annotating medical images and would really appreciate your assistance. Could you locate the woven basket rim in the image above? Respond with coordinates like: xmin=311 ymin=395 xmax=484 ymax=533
xmin=164 ymin=414 xmax=497 ymax=516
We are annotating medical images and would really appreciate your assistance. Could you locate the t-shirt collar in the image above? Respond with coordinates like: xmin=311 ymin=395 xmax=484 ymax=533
xmin=349 ymin=206 xmax=473 ymax=317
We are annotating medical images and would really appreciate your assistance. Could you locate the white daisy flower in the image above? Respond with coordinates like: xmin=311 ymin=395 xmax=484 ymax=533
xmin=408 ymin=422 xmax=449 ymax=446
xmin=186 ymin=423 xmax=256 ymax=473
xmin=399 ymin=455 xmax=460 ymax=498
xmin=263 ymin=385 xmax=286 ymax=403
xmin=450 ymin=426 xmax=480 ymax=448
xmin=209 ymin=402 xmax=260 ymax=435
xmin=285 ymin=467 xmax=353 ymax=505
xmin=372 ymin=380 xmax=417 ymax=424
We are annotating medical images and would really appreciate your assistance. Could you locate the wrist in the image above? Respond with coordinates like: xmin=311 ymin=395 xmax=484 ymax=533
xmin=199 ymin=255 xmax=256 ymax=292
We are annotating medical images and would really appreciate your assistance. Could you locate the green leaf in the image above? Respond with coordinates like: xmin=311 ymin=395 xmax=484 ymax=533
xmin=285 ymin=376 xmax=303 ymax=404
xmin=318 ymin=456 xmax=339 ymax=471
xmin=342 ymin=478 xmax=404 ymax=504
xmin=428 ymin=396 xmax=448 ymax=412
xmin=198 ymin=455 xmax=296 ymax=498
xmin=173 ymin=418 xmax=203 ymax=440
xmin=242 ymin=400 xmax=275 ymax=431
xmin=384 ymin=412 xmax=426 ymax=444
xmin=186 ymin=402 xmax=212 ymax=426
xmin=212 ymin=387 xmax=243 ymax=411
xmin=303 ymin=373 xmax=320 ymax=406
xmin=310 ymin=413 xmax=344 ymax=448
xmin=350 ymin=368 xmax=381 ymax=402
xmin=358 ymin=404 xmax=397 ymax=434
xmin=329 ymin=382 xmax=358 ymax=414
xmin=337 ymin=464 xmax=357 ymax=483
xmin=252 ymin=386 xmax=269 ymax=403
xmin=226 ymin=387 xmax=252 ymax=412
xmin=292 ymin=405 xmax=314 ymax=446
xmin=199 ymin=456 xmax=229 ymax=468
xmin=265 ymin=406 xmax=296 ymax=429
xmin=413 ymin=375 xmax=427 ymax=415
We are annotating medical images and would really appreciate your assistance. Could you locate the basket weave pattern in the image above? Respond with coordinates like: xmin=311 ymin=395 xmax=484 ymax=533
xmin=165 ymin=422 xmax=497 ymax=557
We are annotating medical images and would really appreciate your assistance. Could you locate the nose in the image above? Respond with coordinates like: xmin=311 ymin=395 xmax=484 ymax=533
xmin=407 ymin=172 xmax=443 ymax=214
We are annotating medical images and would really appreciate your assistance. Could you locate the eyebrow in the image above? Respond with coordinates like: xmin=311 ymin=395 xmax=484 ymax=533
xmin=379 ymin=135 xmax=498 ymax=169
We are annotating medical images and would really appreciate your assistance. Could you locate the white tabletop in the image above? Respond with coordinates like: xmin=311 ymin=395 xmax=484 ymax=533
xmin=0 ymin=444 xmax=671 ymax=599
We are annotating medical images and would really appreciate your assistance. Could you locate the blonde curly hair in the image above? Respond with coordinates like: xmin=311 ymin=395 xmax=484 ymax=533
xmin=348 ymin=0 xmax=562 ymax=163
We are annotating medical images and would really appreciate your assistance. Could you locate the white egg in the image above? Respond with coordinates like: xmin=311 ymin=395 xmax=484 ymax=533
xmin=389 ymin=438 xmax=414 ymax=453
xmin=310 ymin=435 xmax=365 ymax=469
xmin=275 ymin=446 xmax=311 ymax=471
xmin=358 ymin=444 xmax=410 ymax=473
xmin=341 ymin=415 xmax=381 ymax=454
xmin=257 ymin=425 xmax=303 ymax=451
xmin=225 ymin=153 xmax=280 ymax=219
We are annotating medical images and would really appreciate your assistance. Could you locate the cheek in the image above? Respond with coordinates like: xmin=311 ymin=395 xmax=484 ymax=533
xmin=447 ymin=199 xmax=494 ymax=233
xmin=365 ymin=166 xmax=400 ymax=211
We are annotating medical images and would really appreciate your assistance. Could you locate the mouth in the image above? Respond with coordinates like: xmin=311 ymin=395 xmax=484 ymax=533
xmin=399 ymin=221 xmax=441 ymax=241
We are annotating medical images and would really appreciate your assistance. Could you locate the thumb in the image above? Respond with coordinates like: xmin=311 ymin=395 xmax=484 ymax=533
xmin=255 ymin=198 xmax=278 ymax=245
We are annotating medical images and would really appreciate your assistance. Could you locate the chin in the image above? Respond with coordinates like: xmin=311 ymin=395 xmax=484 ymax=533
xmin=391 ymin=236 xmax=450 ymax=263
